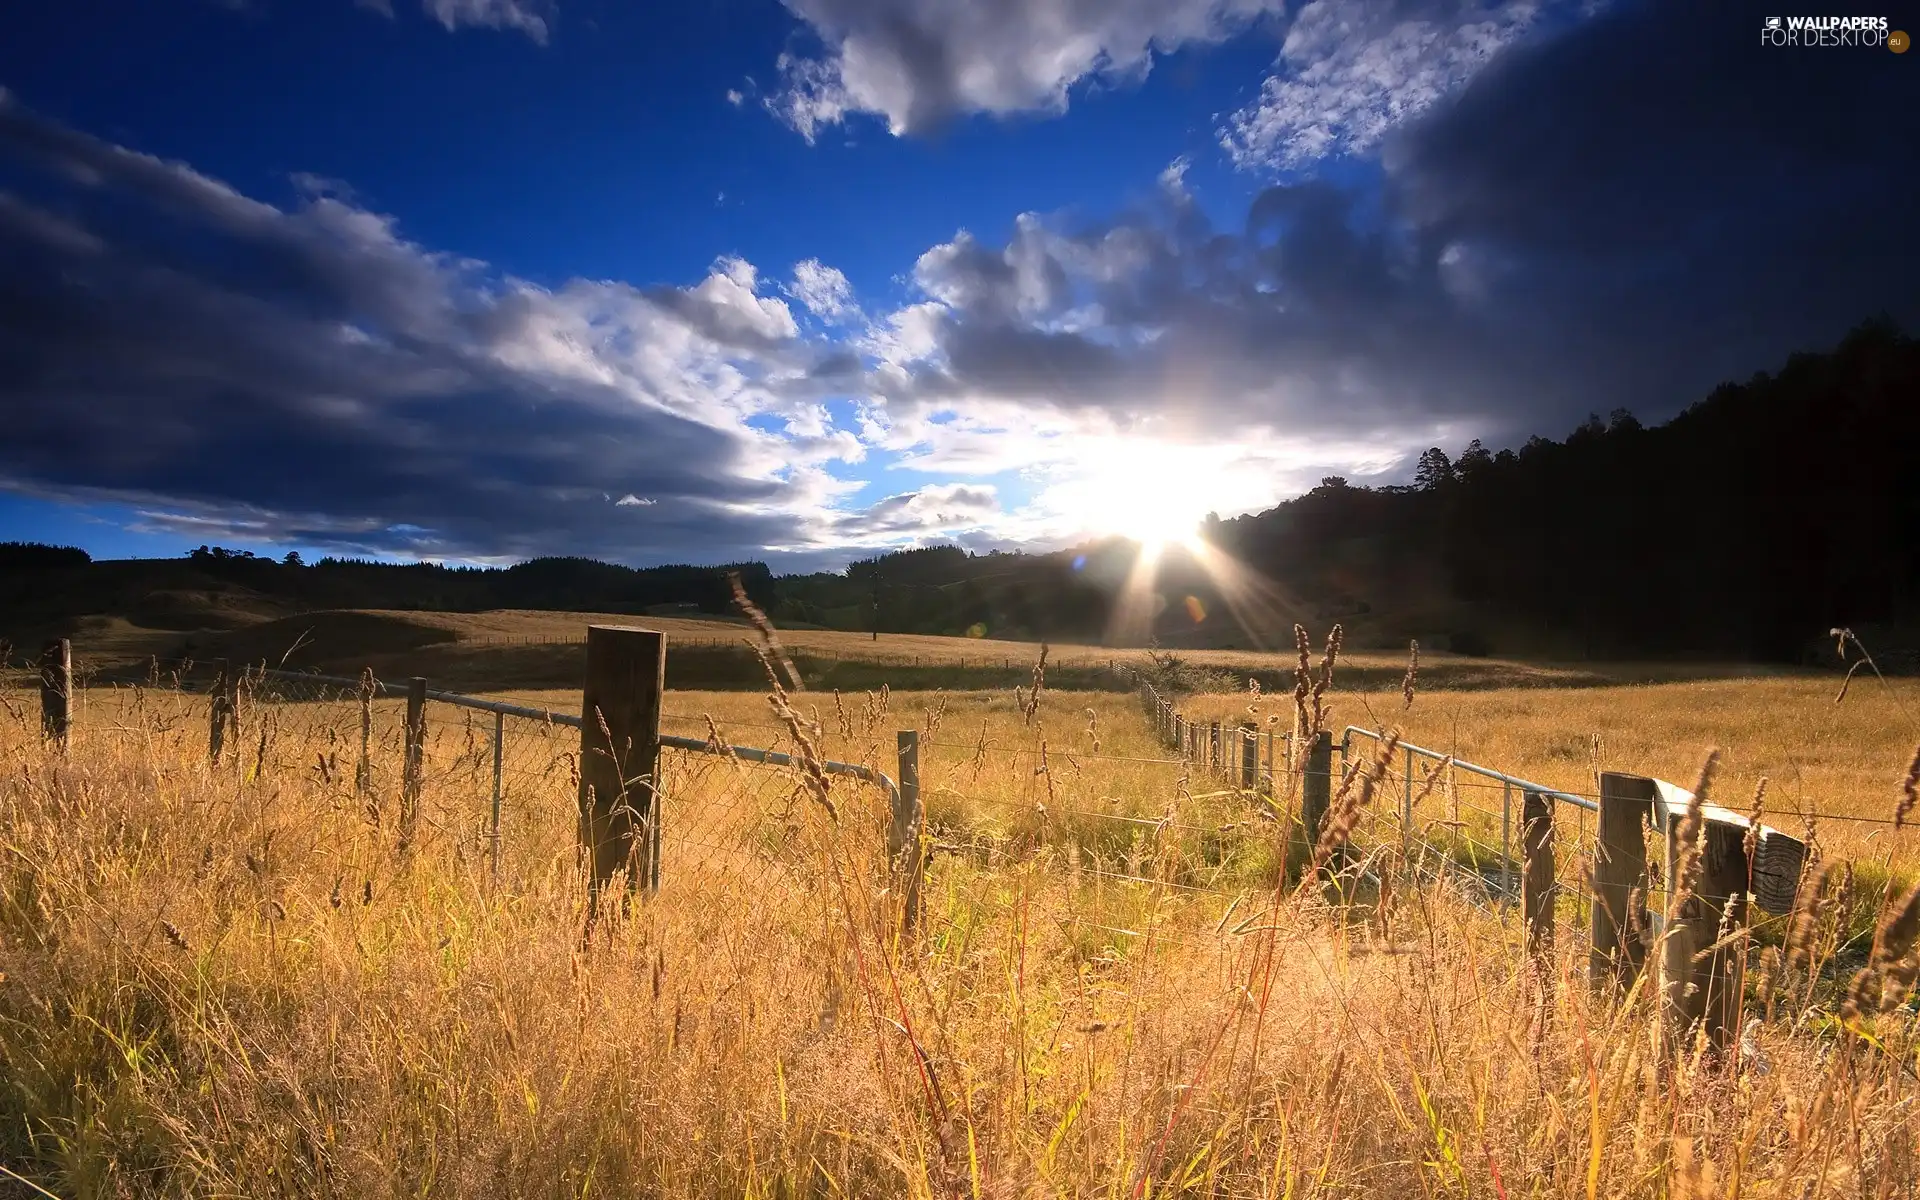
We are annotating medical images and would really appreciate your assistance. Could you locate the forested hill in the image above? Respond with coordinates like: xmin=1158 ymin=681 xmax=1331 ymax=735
xmin=4 ymin=322 xmax=1914 ymax=663
xmin=1211 ymin=318 xmax=1919 ymax=660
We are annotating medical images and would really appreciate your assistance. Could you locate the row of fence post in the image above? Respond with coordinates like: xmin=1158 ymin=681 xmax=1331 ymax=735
xmin=1136 ymin=679 xmax=1333 ymax=865
xmin=1136 ymin=670 xmax=1751 ymax=1055
xmin=32 ymin=630 xmax=923 ymax=927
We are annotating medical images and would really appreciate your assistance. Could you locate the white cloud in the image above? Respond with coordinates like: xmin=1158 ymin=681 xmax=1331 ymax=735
xmin=768 ymin=0 xmax=1284 ymax=141
xmin=726 ymin=88 xmax=746 ymax=107
xmin=788 ymin=258 xmax=859 ymax=322
xmin=1221 ymin=0 xmax=1548 ymax=172
xmin=420 ymin=0 xmax=553 ymax=43
xmin=0 ymin=91 xmax=876 ymax=565
xmin=834 ymin=482 xmax=1001 ymax=540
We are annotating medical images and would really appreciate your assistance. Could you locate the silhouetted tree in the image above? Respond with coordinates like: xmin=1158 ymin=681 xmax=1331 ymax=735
xmin=1414 ymin=448 xmax=1455 ymax=491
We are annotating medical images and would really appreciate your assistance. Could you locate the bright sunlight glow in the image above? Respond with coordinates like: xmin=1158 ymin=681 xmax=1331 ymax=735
xmin=1041 ymin=440 xmax=1215 ymax=550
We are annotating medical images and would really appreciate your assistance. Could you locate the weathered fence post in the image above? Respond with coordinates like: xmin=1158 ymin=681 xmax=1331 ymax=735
xmin=400 ymin=677 xmax=427 ymax=851
xmin=39 ymin=638 xmax=71 ymax=749
xmin=1173 ymin=713 xmax=1184 ymax=756
xmin=1301 ymin=730 xmax=1333 ymax=863
xmin=1210 ymin=721 xmax=1222 ymax=773
xmin=578 ymin=626 xmax=666 ymax=906
xmin=208 ymin=659 xmax=237 ymax=764
xmin=1591 ymin=772 xmax=1654 ymax=992
xmin=893 ymin=730 xmax=925 ymax=932
xmin=1659 ymin=817 xmax=1750 ymax=1056
xmin=1522 ymin=790 xmax=1555 ymax=960
xmin=1239 ymin=723 xmax=1258 ymax=790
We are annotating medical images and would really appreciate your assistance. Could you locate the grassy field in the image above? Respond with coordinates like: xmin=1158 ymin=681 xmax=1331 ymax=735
xmin=3 ymin=648 xmax=1919 ymax=1195
xmin=38 ymin=604 xmax=1841 ymax=695
xmin=1178 ymin=673 xmax=1920 ymax=868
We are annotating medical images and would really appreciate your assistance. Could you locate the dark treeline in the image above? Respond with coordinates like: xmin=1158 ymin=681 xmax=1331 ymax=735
xmin=1213 ymin=318 xmax=1919 ymax=660
xmin=5 ymin=322 xmax=1913 ymax=661
xmin=174 ymin=552 xmax=778 ymax=615
xmin=0 ymin=549 xmax=777 ymax=634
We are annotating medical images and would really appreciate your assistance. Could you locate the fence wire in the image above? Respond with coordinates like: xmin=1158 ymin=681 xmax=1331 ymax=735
xmin=8 ymin=648 xmax=1834 ymax=968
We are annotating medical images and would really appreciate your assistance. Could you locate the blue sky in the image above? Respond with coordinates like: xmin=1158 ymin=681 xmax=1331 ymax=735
xmin=0 ymin=0 xmax=1915 ymax=569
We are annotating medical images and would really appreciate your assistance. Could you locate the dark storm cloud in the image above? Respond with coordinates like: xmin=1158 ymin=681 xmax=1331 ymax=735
xmin=0 ymin=90 xmax=835 ymax=565
xmin=876 ymin=0 xmax=1920 ymax=447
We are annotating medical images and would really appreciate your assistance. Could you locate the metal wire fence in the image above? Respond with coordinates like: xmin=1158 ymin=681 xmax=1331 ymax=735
xmin=3 ymin=642 xmax=1835 ymax=968
xmin=2 ymin=650 xmax=902 ymax=928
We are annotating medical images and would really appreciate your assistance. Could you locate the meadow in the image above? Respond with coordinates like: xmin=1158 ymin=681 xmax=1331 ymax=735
xmin=1 ymin=644 xmax=1918 ymax=1196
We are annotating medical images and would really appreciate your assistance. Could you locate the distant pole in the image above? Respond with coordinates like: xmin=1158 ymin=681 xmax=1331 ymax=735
xmin=579 ymin=626 xmax=666 ymax=910
xmin=355 ymin=669 xmax=374 ymax=800
xmin=39 ymin=638 xmax=71 ymax=749
xmin=208 ymin=659 xmax=235 ymax=764
xmin=1402 ymin=744 xmax=1415 ymax=859
xmin=893 ymin=730 xmax=925 ymax=933
xmin=401 ymin=677 xmax=427 ymax=852
xmin=490 ymin=710 xmax=504 ymax=880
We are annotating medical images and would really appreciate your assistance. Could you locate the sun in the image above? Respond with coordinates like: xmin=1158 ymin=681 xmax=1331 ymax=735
xmin=1048 ymin=451 xmax=1208 ymax=552
xmin=1094 ymin=486 xmax=1205 ymax=551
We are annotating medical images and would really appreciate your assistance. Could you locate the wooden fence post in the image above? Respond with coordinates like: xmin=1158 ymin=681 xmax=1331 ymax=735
xmin=1209 ymin=721 xmax=1222 ymax=773
xmin=400 ymin=677 xmax=427 ymax=851
xmin=39 ymin=638 xmax=71 ymax=748
xmin=1522 ymin=790 xmax=1555 ymax=960
xmin=1659 ymin=818 xmax=1750 ymax=1056
xmin=1173 ymin=713 xmax=1184 ymax=755
xmin=1301 ymin=730 xmax=1333 ymax=859
xmin=894 ymin=730 xmax=925 ymax=932
xmin=1592 ymin=772 xmax=1655 ymax=993
xmin=578 ymin=626 xmax=666 ymax=907
xmin=1239 ymin=723 xmax=1258 ymax=790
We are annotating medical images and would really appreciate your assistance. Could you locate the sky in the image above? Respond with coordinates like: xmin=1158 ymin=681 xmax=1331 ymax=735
xmin=0 ymin=0 xmax=1915 ymax=571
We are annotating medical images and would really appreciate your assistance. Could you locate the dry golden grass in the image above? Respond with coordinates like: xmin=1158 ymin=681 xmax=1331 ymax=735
xmin=2 ymin=665 xmax=1919 ymax=1196
xmin=169 ymin=606 xmax=1692 ymax=688
xmin=1179 ymin=674 xmax=1920 ymax=867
